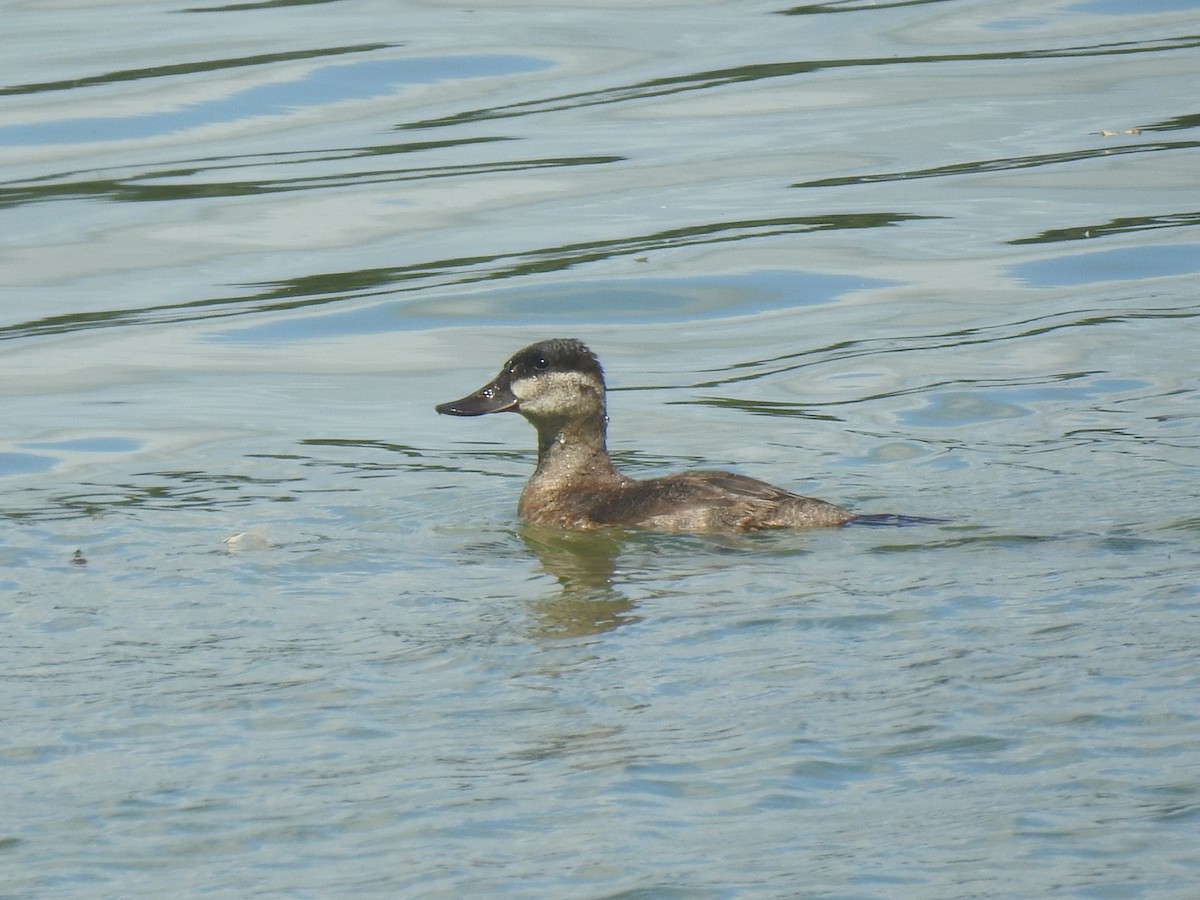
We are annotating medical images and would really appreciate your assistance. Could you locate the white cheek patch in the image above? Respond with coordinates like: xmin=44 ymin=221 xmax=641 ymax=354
xmin=513 ymin=371 xmax=600 ymax=418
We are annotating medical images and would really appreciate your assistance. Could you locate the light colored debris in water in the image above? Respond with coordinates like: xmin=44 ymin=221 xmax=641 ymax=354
xmin=223 ymin=529 xmax=273 ymax=552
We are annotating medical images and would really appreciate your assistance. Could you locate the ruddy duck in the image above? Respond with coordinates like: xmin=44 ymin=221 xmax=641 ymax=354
xmin=436 ymin=338 xmax=854 ymax=533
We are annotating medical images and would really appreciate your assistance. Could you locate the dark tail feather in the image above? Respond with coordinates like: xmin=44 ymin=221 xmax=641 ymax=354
xmin=845 ymin=513 xmax=949 ymax=528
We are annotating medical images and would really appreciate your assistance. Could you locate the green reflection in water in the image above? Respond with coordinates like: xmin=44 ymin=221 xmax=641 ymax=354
xmin=2 ymin=55 xmax=548 ymax=147
xmin=778 ymin=0 xmax=953 ymax=15
xmin=184 ymin=0 xmax=345 ymax=12
xmin=0 ymin=211 xmax=928 ymax=342
xmin=676 ymin=307 xmax=1197 ymax=395
xmin=1010 ymin=211 xmax=1200 ymax=245
xmin=793 ymin=141 xmax=1200 ymax=188
xmin=398 ymin=34 xmax=1200 ymax=130
xmin=687 ymin=398 xmax=844 ymax=422
xmin=1 ymin=470 xmax=304 ymax=523
xmin=247 ymin=212 xmax=927 ymax=303
xmin=0 ymin=43 xmax=391 ymax=97
xmin=0 ymin=142 xmax=603 ymax=209
xmin=218 ymin=270 xmax=889 ymax=342
xmin=1146 ymin=112 xmax=1200 ymax=133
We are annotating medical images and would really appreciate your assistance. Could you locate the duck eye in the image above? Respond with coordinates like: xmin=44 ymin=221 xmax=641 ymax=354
xmin=532 ymin=357 xmax=550 ymax=371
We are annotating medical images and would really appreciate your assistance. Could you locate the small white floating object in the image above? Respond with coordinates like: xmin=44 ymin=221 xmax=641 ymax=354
xmin=223 ymin=529 xmax=272 ymax=552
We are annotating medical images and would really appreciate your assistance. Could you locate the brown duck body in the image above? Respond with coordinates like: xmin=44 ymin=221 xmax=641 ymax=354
xmin=516 ymin=437 xmax=851 ymax=532
xmin=436 ymin=338 xmax=854 ymax=533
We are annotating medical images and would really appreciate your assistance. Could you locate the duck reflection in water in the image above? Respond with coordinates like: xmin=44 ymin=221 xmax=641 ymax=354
xmin=520 ymin=526 xmax=639 ymax=638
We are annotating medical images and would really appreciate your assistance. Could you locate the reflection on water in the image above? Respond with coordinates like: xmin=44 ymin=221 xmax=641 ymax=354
xmin=1011 ymin=209 xmax=1200 ymax=245
xmin=0 ymin=213 xmax=922 ymax=342
xmin=794 ymin=138 xmax=1200 ymax=190
xmin=1074 ymin=0 xmax=1200 ymax=14
xmin=3 ymin=0 xmax=1200 ymax=896
xmin=523 ymin=516 xmax=949 ymax=638
xmin=1 ymin=469 xmax=303 ymax=523
xmin=0 ymin=452 xmax=55 ymax=476
xmin=521 ymin=527 xmax=639 ymax=638
xmin=1011 ymin=243 xmax=1200 ymax=284
xmin=1 ymin=43 xmax=389 ymax=98
xmin=216 ymin=269 xmax=896 ymax=341
xmin=398 ymin=32 xmax=1200 ymax=130
xmin=1 ymin=52 xmax=548 ymax=146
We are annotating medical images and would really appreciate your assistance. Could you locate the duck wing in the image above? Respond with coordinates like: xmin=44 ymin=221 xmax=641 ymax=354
xmin=588 ymin=470 xmax=851 ymax=532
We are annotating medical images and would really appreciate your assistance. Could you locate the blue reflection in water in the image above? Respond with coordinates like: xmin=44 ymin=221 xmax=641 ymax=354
xmin=20 ymin=437 xmax=142 ymax=453
xmin=0 ymin=452 xmax=57 ymax=476
xmin=214 ymin=270 xmax=895 ymax=343
xmin=0 ymin=54 xmax=548 ymax=146
xmin=1 ymin=437 xmax=142 ymax=476
xmin=1011 ymin=244 xmax=1200 ymax=286
xmin=1071 ymin=0 xmax=1200 ymax=13
xmin=900 ymin=378 xmax=1148 ymax=427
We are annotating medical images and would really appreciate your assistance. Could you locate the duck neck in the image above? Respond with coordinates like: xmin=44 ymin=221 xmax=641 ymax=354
xmin=531 ymin=415 xmax=623 ymax=485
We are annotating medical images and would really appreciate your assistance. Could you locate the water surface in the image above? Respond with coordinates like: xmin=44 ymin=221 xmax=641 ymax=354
xmin=2 ymin=0 xmax=1199 ymax=896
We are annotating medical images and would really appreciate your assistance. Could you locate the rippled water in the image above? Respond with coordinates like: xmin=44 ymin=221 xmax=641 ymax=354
xmin=3 ymin=1 xmax=1199 ymax=896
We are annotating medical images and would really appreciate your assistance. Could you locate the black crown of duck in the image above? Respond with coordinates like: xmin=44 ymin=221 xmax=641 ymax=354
xmin=436 ymin=338 xmax=853 ymax=533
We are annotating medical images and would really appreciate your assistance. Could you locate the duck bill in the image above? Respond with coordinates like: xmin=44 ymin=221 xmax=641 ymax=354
xmin=435 ymin=380 xmax=519 ymax=416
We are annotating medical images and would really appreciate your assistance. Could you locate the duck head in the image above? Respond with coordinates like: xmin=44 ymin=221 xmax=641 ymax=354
xmin=435 ymin=338 xmax=607 ymax=431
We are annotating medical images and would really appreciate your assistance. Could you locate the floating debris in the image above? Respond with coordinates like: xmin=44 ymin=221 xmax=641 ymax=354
xmin=223 ymin=529 xmax=272 ymax=552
